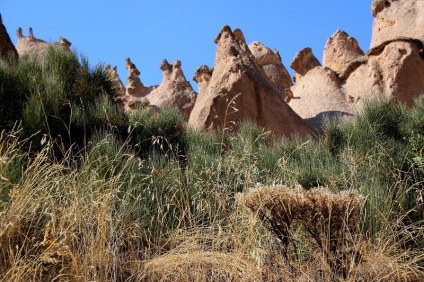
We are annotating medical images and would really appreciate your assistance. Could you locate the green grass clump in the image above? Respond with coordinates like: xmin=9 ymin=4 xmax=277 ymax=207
xmin=129 ymin=107 xmax=188 ymax=160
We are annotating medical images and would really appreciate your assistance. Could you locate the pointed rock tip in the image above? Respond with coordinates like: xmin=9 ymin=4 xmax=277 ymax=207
xmin=173 ymin=60 xmax=181 ymax=68
xmin=160 ymin=59 xmax=171 ymax=71
xmin=273 ymin=49 xmax=282 ymax=61
xmin=17 ymin=27 xmax=23 ymax=38
xmin=193 ymin=65 xmax=213 ymax=82
xmin=214 ymin=25 xmax=233 ymax=44
xmin=233 ymin=28 xmax=246 ymax=43
xmin=290 ymin=47 xmax=321 ymax=75
xmin=28 ymin=27 xmax=35 ymax=41
xmin=60 ymin=36 xmax=72 ymax=47
xmin=125 ymin=57 xmax=133 ymax=68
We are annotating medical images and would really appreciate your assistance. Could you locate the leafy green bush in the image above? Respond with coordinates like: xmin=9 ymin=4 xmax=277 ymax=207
xmin=0 ymin=46 xmax=123 ymax=154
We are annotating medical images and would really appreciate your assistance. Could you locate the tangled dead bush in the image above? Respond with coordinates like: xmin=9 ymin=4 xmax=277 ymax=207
xmin=239 ymin=186 xmax=364 ymax=281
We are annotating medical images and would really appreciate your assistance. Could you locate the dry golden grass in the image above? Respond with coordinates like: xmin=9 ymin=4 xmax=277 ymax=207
xmin=137 ymin=248 xmax=259 ymax=281
xmin=0 ymin=132 xmax=144 ymax=281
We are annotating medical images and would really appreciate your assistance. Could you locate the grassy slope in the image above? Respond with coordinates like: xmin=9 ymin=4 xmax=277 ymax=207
xmin=0 ymin=49 xmax=423 ymax=281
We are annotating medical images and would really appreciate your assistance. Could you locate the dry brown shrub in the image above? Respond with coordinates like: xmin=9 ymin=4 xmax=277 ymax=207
xmin=238 ymin=186 xmax=424 ymax=281
xmin=239 ymin=186 xmax=364 ymax=280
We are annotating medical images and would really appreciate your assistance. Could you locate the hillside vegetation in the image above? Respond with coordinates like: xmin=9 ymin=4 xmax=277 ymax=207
xmin=0 ymin=47 xmax=423 ymax=281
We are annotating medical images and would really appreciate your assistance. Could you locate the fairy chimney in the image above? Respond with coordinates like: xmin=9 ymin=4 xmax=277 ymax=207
xmin=137 ymin=59 xmax=195 ymax=118
xmin=188 ymin=25 xmax=315 ymax=138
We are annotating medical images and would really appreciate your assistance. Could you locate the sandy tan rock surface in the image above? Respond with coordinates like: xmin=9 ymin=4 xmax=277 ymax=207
xmin=288 ymin=66 xmax=354 ymax=130
xmin=249 ymin=41 xmax=293 ymax=99
xmin=122 ymin=58 xmax=196 ymax=118
xmin=343 ymin=39 xmax=424 ymax=107
xmin=188 ymin=25 xmax=315 ymax=138
xmin=323 ymin=30 xmax=364 ymax=72
xmin=290 ymin=47 xmax=321 ymax=81
xmin=288 ymin=0 xmax=424 ymax=130
xmin=15 ymin=27 xmax=71 ymax=59
xmin=143 ymin=59 xmax=196 ymax=118
xmin=371 ymin=0 xmax=424 ymax=47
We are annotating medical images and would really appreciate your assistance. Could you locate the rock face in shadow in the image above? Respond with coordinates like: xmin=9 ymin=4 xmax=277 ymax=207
xmin=106 ymin=64 xmax=126 ymax=96
xmin=15 ymin=27 xmax=71 ymax=58
xmin=249 ymin=41 xmax=293 ymax=99
xmin=105 ymin=64 xmax=127 ymax=108
xmin=0 ymin=14 xmax=18 ymax=62
xmin=188 ymin=25 xmax=315 ymax=139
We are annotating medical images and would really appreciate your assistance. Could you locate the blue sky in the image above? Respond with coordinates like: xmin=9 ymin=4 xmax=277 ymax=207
xmin=1 ymin=1 xmax=373 ymax=91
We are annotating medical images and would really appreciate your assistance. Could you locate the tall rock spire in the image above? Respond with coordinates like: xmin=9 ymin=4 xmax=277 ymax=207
xmin=188 ymin=25 xmax=315 ymax=138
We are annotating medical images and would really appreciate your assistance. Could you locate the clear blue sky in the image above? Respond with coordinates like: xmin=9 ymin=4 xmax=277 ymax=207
xmin=1 ymin=1 xmax=373 ymax=91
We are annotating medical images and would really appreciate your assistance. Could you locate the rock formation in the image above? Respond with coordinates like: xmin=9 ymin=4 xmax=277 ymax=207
xmin=123 ymin=58 xmax=196 ymax=117
xmin=188 ymin=25 xmax=315 ymax=139
xmin=53 ymin=37 xmax=72 ymax=51
xmin=290 ymin=47 xmax=321 ymax=80
xmin=15 ymin=27 xmax=50 ymax=58
xmin=249 ymin=41 xmax=293 ymax=99
xmin=143 ymin=59 xmax=196 ymax=118
xmin=125 ymin=57 xmax=152 ymax=96
xmin=342 ymin=39 xmax=424 ymax=107
xmin=288 ymin=46 xmax=354 ymax=130
xmin=288 ymin=0 xmax=424 ymax=130
xmin=338 ymin=0 xmax=424 ymax=108
xmin=323 ymin=30 xmax=364 ymax=72
xmin=105 ymin=64 xmax=126 ymax=97
xmin=371 ymin=0 xmax=424 ymax=47
xmin=0 ymin=14 xmax=18 ymax=62
xmin=193 ymin=65 xmax=213 ymax=94
xmin=15 ymin=26 xmax=71 ymax=58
